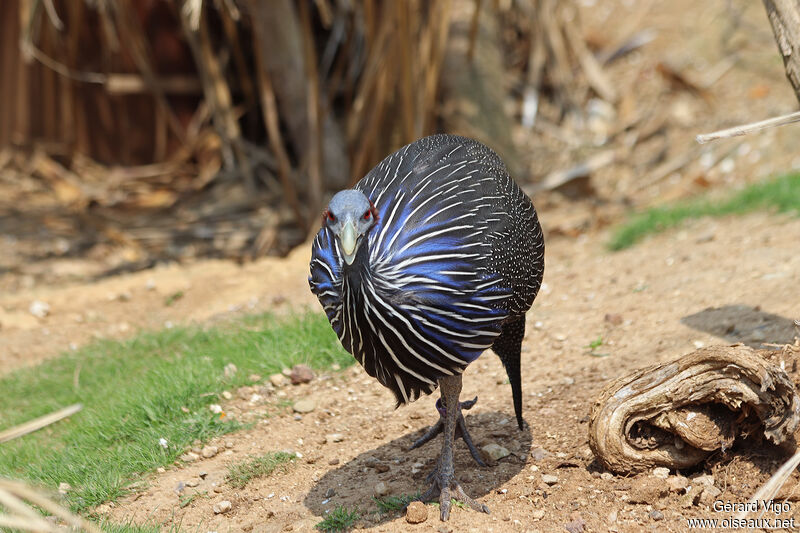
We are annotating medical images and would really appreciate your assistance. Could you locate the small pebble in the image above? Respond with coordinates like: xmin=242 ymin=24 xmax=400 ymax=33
xmin=529 ymin=447 xmax=547 ymax=461
xmin=564 ymin=515 xmax=586 ymax=533
xmin=201 ymin=446 xmax=219 ymax=459
xmin=249 ymin=393 xmax=263 ymax=404
xmin=374 ymin=481 xmax=390 ymax=497
xmin=650 ymin=509 xmax=664 ymax=521
xmin=542 ymin=474 xmax=559 ymax=485
xmin=699 ymin=485 xmax=722 ymax=506
xmin=652 ymin=467 xmax=670 ymax=479
xmin=199 ymin=471 xmax=208 ymax=479
xmin=531 ymin=509 xmax=545 ymax=520
xmin=600 ymin=472 xmax=613 ymax=481
xmin=325 ymin=433 xmax=344 ymax=444
xmin=269 ymin=374 xmax=289 ymax=388
xmin=29 ymin=301 xmax=50 ymax=318
xmin=692 ymin=474 xmax=714 ymax=487
xmin=185 ymin=479 xmax=199 ymax=487
xmin=290 ymin=364 xmax=315 ymax=385
xmin=222 ymin=391 xmax=233 ymax=400
xmin=328 ymin=458 xmax=340 ymax=466
xmin=375 ymin=463 xmax=390 ymax=473
xmin=324 ymin=488 xmax=335 ymax=498
xmin=156 ymin=467 xmax=166 ymax=474
xmin=666 ymin=475 xmax=689 ymax=493
xmin=58 ymin=482 xmax=71 ymax=494
xmin=405 ymin=501 xmax=428 ymax=524
xmin=292 ymin=399 xmax=316 ymax=413
xmin=482 ymin=443 xmax=511 ymax=461
xmin=213 ymin=500 xmax=232 ymax=514
xmin=180 ymin=452 xmax=200 ymax=462
xmin=248 ymin=374 xmax=262 ymax=383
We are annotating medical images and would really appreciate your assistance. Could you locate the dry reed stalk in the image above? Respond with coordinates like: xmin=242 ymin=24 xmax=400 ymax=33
xmin=299 ymin=0 xmax=323 ymax=221
xmin=115 ymin=1 xmax=186 ymax=144
xmin=0 ymin=404 xmax=101 ymax=532
xmin=0 ymin=403 xmax=82 ymax=443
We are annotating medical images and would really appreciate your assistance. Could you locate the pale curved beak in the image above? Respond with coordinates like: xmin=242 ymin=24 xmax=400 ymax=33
xmin=339 ymin=220 xmax=358 ymax=265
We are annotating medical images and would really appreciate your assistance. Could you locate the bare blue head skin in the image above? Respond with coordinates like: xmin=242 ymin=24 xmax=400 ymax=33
xmin=324 ymin=189 xmax=377 ymax=265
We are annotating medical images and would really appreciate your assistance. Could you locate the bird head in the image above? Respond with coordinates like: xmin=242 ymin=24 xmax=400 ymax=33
xmin=323 ymin=190 xmax=378 ymax=265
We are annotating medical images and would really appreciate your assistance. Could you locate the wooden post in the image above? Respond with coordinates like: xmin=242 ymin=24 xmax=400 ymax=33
xmin=763 ymin=0 xmax=800 ymax=104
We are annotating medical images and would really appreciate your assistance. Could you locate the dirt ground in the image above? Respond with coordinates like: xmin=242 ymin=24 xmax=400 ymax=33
xmin=2 ymin=0 xmax=800 ymax=531
xmin=2 ymin=210 xmax=799 ymax=532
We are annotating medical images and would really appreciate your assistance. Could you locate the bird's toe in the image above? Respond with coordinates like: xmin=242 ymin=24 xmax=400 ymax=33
xmin=439 ymin=486 xmax=453 ymax=521
xmin=453 ymin=482 xmax=490 ymax=514
xmin=409 ymin=418 xmax=444 ymax=450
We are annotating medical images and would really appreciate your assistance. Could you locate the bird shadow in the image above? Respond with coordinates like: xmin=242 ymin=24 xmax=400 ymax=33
xmin=681 ymin=304 xmax=798 ymax=348
xmin=303 ymin=411 xmax=532 ymax=527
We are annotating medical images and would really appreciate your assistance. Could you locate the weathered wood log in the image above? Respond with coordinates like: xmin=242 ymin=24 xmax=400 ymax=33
xmin=589 ymin=345 xmax=800 ymax=474
xmin=763 ymin=0 xmax=800 ymax=104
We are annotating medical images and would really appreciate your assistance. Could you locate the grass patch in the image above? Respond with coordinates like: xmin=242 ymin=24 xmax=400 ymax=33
xmin=373 ymin=493 xmax=418 ymax=514
xmin=609 ymin=172 xmax=800 ymax=250
xmin=584 ymin=336 xmax=609 ymax=357
xmin=226 ymin=452 xmax=295 ymax=489
xmin=98 ymin=516 xmax=188 ymax=533
xmin=179 ymin=490 xmax=208 ymax=508
xmin=316 ymin=506 xmax=360 ymax=532
xmin=0 ymin=313 xmax=350 ymax=512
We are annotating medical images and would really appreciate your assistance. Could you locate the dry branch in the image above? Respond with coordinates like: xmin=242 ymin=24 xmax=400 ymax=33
xmin=696 ymin=110 xmax=800 ymax=144
xmin=0 ymin=403 xmax=82 ymax=443
xmin=589 ymin=345 xmax=800 ymax=474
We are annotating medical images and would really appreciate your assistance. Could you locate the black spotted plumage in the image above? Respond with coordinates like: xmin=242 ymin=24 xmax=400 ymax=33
xmin=309 ymin=134 xmax=544 ymax=427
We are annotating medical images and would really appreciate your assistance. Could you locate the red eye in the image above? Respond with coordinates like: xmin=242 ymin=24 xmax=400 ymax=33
xmin=323 ymin=210 xmax=335 ymax=224
xmin=363 ymin=210 xmax=371 ymax=221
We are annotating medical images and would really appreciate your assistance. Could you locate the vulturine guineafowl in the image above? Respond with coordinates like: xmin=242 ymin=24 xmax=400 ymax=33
xmin=309 ymin=134 xmax=545 ymax=520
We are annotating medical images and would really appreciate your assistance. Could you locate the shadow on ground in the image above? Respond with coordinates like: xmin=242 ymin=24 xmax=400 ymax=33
xmin=303 ymin=410 xmax=532 ymax=528
xmin=682 ymin=304 xmax=798 ymax=348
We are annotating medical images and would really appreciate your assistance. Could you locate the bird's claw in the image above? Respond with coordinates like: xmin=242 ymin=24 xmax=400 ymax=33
xmin=409 ymin=397 xmax=486 ymax=467
xmin=415 ymin=466 xmax=489 ymax=521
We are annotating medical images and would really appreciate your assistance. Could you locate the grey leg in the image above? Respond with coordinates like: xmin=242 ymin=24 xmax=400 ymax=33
xmin=409 ymin=396 xmax=486 ymax=467
xmin=413 ymin=374 xmax=490 ymax=521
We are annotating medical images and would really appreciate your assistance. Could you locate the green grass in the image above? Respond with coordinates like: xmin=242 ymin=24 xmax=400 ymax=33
xmin=226 ymin=452 xmax=295 ymax=489
xmin=179 ymin=490 xmax=208 ymax=508
xmin=316 ymin=506 xmax=360 ymax=532
xmin=373 ymin=493 xmax=418 ymax=514
xmin=609 ymin=172 xmax=800 ymax=250
xmin=0 ymin=312 xmax=350 ymax=513
xmin=584 ymin=335 xmax=608 ymax=357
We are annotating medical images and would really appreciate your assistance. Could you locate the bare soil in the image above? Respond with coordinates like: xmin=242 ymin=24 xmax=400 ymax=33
xmin=3 ymin=210 xmax=800 ymax=532
xmin=2 ymin=1 xmax=800 ymax=531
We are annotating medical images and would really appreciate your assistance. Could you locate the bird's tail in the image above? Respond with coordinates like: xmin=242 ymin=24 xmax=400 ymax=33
xmin=505 ymin=353 xmax=524 ymax=430
xmin=493 ymin=315 xmax=526 ymax=430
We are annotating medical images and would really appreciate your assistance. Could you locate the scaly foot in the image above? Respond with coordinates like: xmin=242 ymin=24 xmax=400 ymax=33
xmin=409 ymin=397 xmax=486 ymax=467
xmin=414 ymin=459 xmax=490 ymax=521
